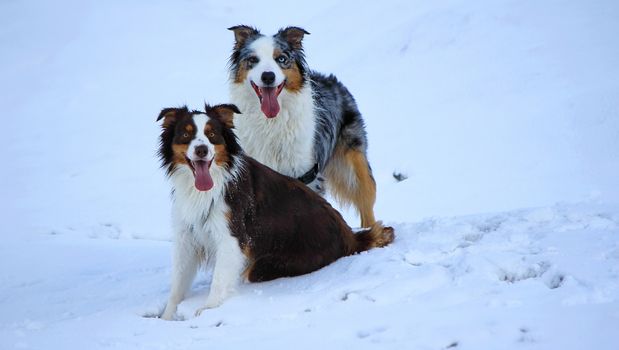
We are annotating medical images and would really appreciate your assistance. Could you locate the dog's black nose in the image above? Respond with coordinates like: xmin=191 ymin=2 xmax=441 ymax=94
xmin=261 ymin=71 xmax=276 ymax=85
xmin=194 ymin=145 xmax=208 ymax=158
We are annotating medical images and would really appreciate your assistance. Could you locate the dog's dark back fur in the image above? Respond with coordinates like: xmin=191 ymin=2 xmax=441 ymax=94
xmin=227 ymin=157 xmax=358 ymax=281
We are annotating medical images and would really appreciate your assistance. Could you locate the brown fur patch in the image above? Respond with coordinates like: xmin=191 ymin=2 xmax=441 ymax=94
xmin=278 ymin=27 xmax=309 ymax=50
xmin=242 ymin=244 xmax=252 ymax=258
xmin=368 ymin=223 xmax=394 ymax=248
xmin=214 ymin=144 xmax=230 ymax=167
xmin=234 ymin=63 xmax=249 ymax=84
xmin=325 ymin=145 xmax=377 ymax=227
xmin=351 ymin=221 xmax=394 ymax=253
xmin=229 ymin=25 xmax=259 ymax=49
xmin=241 ymin=244 xmax=254 ymax=282
xmin=271 ymin=49 xmax=304 ymax=92
xmin=185 ymin=124 xmax=194 ymax=133
xmin=210 ymin=104 xmax=238 ymax=128
xmin=283 ymin=63 xmax=304 ymax=92
xmin=172 ymin=143 xmax=190 ymax=165
xmin=160 ymin=110 xmax=178 ymax=128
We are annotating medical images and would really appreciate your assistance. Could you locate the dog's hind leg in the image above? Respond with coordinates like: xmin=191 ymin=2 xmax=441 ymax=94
xmin=325 ymin=142 xmax=377 ymax=228
xmin=245 ymin=255 xmax=288 ymax=282
xmin=246 ymin=254 xmax=330 ymax=282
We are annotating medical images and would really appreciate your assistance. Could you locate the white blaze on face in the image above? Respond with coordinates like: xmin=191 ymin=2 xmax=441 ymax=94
xmin=186 ymin=114 xmax=216 ymax=191
xmin=246 ymin=36 xmax=287 ymax=118
xmin=247 ymin=36 xmax=286 ymax=88
xmin=186 ymin=115 xmax=214 ymax=161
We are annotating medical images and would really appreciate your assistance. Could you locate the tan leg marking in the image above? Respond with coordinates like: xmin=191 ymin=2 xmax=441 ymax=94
xmin=325 ymin=145 xmax=376 ymax=227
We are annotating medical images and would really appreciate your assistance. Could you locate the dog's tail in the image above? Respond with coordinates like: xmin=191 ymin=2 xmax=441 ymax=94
xmin=352 ymin=221 xmax=395 ymax=254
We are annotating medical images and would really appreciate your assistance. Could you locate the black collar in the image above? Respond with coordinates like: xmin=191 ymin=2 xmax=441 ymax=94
xmin=297 ymin=163 xmax=319 ymax=185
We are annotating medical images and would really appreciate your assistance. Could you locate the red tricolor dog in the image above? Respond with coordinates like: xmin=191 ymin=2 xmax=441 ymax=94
xmin=157 ymin=104 xmax=394 ymax=320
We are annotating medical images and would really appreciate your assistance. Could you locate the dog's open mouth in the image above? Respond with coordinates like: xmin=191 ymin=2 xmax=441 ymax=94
xmin=251 ymin=80 xmax=286 ymax=118
xmin=186 ymin=157 xmax=214 ymax=191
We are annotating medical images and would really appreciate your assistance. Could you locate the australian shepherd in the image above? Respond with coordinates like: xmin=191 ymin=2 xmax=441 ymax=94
xmin=228 ymin=25 xmax=378 ymax=228
xmin=157 ymin=104 xmax=394 ymax=320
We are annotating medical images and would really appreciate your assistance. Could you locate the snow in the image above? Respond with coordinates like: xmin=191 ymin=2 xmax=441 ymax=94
xmin=2 ymin=204 xmax=618 ymax=349
xmin=1 ymin=0 xmax=619 ymax=349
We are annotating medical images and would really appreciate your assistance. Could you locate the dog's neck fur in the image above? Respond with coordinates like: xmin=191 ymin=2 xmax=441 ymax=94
xmin=169 ymin=159 xmax=243 ymax=228
xmin=230 ymin=82 xmax=316 ymax=178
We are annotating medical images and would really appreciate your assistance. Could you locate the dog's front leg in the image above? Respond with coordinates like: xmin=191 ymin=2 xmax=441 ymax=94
xmin=161 ymin=227 xmax=201 ymax=320
xmin=195 ymin=239 xmax=246 ymax=316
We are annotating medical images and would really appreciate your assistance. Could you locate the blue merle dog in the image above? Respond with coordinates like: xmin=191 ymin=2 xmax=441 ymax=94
xmin=228 ymin=25 xmax=377 ymax=227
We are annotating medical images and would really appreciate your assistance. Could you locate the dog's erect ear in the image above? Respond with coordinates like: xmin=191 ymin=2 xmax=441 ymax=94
xmin=228 ymin=25 xmax=260 ymax=49
xmin=206 ymin=103 xmax=241 ymax=128
xmin=276 ymin=26 xmax=310 ymax=50
xmin=157 ymin=107 xmax=188 ymax=128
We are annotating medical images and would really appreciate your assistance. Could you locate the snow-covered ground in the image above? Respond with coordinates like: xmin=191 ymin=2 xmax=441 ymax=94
xmin=2 ymin=204 xmax=618 ymax=349
xmin=1 ymin=0 xmax=618 ymax=349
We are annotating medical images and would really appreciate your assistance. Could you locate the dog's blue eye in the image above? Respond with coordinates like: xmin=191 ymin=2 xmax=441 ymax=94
xmin=276 ymin=55 xmax=288 ymax=64
xmin=248 ymin=56 xmax=259 ymax=64
xmin=182 ymin=133 xmax=189 ymax=138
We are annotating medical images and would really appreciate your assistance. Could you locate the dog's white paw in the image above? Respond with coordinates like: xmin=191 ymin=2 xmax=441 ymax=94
xmin=160 ymin=306 xmax=177 ymax=321
xmin=160 ymin=313 xmax=174 ymax=321
xmin=194 ymin=307 xmax=207 ymax=317
xmin=195 ymin=302 xmax=221 ymax=317
xmin=205 ymin=295 xmax=225 ymax=309
xmin=194 ymin=297 xmax=225 ymax=317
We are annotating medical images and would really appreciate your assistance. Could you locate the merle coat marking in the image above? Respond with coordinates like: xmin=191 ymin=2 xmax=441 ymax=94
xmin=228 ymin=25 xmax=378 ymax=227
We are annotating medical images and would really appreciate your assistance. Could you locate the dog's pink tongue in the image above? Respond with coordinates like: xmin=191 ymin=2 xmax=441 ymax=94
xmin=194 ymin=161 xmax=213 ymax=191
xmin=260 ymin=87 xmax=280 ymax=118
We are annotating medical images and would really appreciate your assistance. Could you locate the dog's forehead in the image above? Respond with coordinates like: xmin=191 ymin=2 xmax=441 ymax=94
xmin=248 ymin=36 xmax=277 ymax=57
xmin=235 ymin=33 xmax=264 ymax=55
xmin=174 ymin=112 xmax=196 ymax=130
xmin=192 ymin=114 xmax=224 ymax=134
xmin=177 ymin=113 xmax=208 ymax=134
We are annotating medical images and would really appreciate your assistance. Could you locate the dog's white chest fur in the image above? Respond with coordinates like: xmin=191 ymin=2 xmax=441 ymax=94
xmin=173 ymin=192 xmax=228 ymax=253
xmin=170 ymin=167 xmax=227 ymax=233
xmin=161 ymin=165 xmax=247 ymax=319
xmin=169 ymin=165 xmax=241 ymax=253
xmin=230 ymin=84 xmax=316 ymax=178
